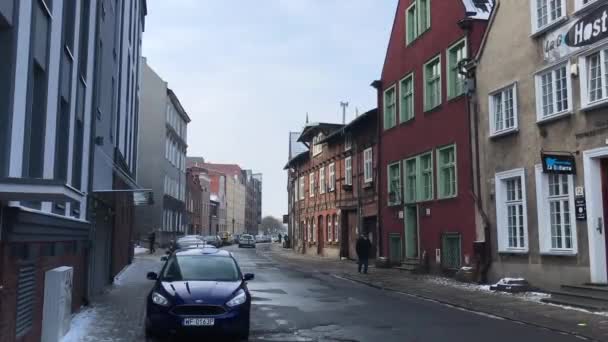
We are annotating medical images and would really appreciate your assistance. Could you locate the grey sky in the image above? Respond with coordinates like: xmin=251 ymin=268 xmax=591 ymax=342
xmin=142 ymin=1 xmax=395 ymax=218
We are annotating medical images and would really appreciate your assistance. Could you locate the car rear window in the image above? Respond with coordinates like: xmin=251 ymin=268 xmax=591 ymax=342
xmin=162 ymin=255 xmax=240 ymax=282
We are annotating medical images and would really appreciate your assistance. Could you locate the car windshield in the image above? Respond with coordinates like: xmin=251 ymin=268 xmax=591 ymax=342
xmin=242 ymin=235 xmax=253 ymax=240
xmin=161 ymin=255 xmax=240 ymax=282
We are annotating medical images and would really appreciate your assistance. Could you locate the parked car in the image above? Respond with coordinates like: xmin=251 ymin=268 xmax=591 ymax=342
xmin=202 ymin=235 xmax=222 ymax=248
xmin=238 ymin=234 xmax=256 ymax=248
xmin=220 ymin=232 xmax=234 ymax=246
xmin=175 ymin=237 xmax=206 ymax=251
xmin=145 ymin=247 xmax=254 ymax=340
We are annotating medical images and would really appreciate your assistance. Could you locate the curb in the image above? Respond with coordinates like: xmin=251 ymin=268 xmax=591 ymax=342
xmin=339 ymin=273 xmax=600 ymax=342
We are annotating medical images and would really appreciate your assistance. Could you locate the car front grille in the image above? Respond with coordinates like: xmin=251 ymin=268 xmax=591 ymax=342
xmin=171 ymin=305 xmax=227 ymax=316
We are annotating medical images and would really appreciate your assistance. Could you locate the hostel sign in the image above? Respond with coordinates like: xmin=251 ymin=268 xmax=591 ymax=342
xmin=544 ymin=4 xmax=608 ymax=62
xmin=541 ymin=153 xmax=576 ymax=175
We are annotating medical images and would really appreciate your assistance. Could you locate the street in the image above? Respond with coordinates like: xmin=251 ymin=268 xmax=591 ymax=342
xmin=71 ymin=244 xmax=588 ymax=342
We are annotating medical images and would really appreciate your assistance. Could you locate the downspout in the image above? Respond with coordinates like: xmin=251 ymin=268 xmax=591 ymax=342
xmin=459 ymin=18 xmax=492 ymax=283
xmin=371 ymin=80 xmax=383 ymax=258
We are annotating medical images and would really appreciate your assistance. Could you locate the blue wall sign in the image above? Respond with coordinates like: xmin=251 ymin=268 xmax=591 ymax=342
xmin=541 ymin=153 xmax=576 ymax=175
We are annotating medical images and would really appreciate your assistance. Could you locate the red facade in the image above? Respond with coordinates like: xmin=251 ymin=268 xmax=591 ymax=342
xmin=378 ymin=0 xmax=488 ymax=271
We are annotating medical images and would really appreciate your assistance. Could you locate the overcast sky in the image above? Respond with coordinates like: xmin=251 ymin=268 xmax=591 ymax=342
xmin=142 ymin=1 xmax=396 ymax=219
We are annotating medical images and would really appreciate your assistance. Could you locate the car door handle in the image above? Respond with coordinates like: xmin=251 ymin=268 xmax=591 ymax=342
xmin=598 ymin=217 xmax=604 ymax=235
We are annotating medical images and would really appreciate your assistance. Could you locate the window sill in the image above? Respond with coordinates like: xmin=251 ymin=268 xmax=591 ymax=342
xmin=581 ymin=99 xmax=608 ymax=112
xmin=530 ymin=17 xmax=568 ymax=38
xmin=387 ymin=202 xmax=402 ymax=207
xmin=447 ymin=93 xmax=466 ymax=103
xmin=536 ymin=110 xmax=573 ymax=125
xmin=490 ymin=128 xmax=519 ymax=139
xmin=399 ymin=117 xmax=415 ymax=126
xmin=437 ymin=194 xmax=457 ymax=201
xmin=424 ymin=104 xmax=442 ymax=114
xmin=540 ymin=250 xmax=577 ymax=256
xmin=498 ymin=249 xmax=528 ymax=255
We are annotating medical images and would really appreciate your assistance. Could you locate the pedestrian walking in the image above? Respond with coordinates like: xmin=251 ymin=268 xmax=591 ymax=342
xmin=148 ymin=231 xmax=156 ymax=254
xmin=278 ymin=233 xmax=282 ymax=243
xmin=356 ymin=234 xmax=372 ymax=274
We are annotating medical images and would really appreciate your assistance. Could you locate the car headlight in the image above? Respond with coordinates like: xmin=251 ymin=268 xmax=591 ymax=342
xmin=151 ymin=291 xmax=170 ymax=307
xmin=226 ymin=289 xmax=247 ymax=307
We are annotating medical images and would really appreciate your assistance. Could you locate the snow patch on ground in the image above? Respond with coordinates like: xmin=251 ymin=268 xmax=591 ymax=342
xmin=425 ymin=276 xmax=549 ymax=303
xmin=113 ymin=262 xmax=138 ymax=286
xmin=61 ymin=308 xmax=98 ymax=342
xmin=134 ymin=246 xmax=149 ymax=255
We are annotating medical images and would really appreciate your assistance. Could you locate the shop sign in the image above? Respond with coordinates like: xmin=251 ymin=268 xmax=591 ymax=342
xmin=575 ymin=196 xmax=587 ymax=221
xmin=544 ymin=3 xmax=608 ymax=62
xmin=541 ymin=153 xmax=576 ymax=174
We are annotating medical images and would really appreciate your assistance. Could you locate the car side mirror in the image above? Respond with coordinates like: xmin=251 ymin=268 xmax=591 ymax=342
xmin=243 ymin=273 xmax=254 ymax=281
xmin=147 ymin=272 xmax=158 ymax=280
xmin=160 ymin=256 xmax=168 ymax=262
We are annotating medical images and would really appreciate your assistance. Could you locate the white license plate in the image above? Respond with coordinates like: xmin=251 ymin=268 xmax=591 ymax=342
xmin=183 ymin=318 xmax=215 ymax=326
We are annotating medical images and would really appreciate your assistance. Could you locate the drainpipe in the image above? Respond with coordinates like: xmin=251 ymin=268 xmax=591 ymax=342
xmin=459 ymin=18 xmax=493 ymax=283
xmin=371 ymin=80 xmax=383 ymax=258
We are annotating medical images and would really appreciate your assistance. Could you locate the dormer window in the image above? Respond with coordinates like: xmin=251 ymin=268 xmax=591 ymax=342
xmin=344 ymin=134 xmax=352 ymax=151
xmin=312 ymin=134 xmax=324 ymax=156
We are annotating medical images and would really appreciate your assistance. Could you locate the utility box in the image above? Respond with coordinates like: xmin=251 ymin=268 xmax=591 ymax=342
xmin=41 ymin=266 xmax=73 ymax=342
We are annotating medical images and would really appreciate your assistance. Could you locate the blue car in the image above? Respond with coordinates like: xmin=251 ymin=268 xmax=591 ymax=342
xmin=145 ymin=248 xmax=254 ymax=340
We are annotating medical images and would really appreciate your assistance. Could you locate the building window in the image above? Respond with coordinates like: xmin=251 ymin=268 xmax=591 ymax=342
xmin=312 ymin=220 xmax=317 ymax=242
xmin=424 ymin=55 xmax=441 ymax=111
xmin=489 ymin=83 xmax=518 ymax=136
xmin=495 ymin=168 xmax=528 ymax=253
xmin=388 ymin=162 xmax=402 ymax=205
xmin=333 ymin=215 xmax=339 ymax=242
xmin=299 ymin=176 xmax=305 ymax=200
xmin=309 ymin=173 xmax=315 ymax=197
xmin=575 ymin=0 xmax=599 ymax=11
xmin=447 ymin=38 xmax=467 ymax=99
xmin=364 ymin=148 xmax=373 ymax=183
xmin=581 ymin=49 xmax=608 ymax=108
xmin=62 ymin=0 xmax=76 ymax=53
xmin=535 ymin=63 xmax=571 ymax=121
xmin=345 ymin=157 xmax=352 ymax=186
xmin=535 ymin=165 xmax=577 ymax=254
xmin=329 ymin=163 xmax=336 ymax=191
xmin=312 ymin=134 xmax=324 ymax=156
xmin=404 ymin=152 xmax=433 ymax=203
xmin=400 ymin=73 xmax=414 ymax=123
xmin=437 ymin=145 xmax=456 ymax=199
xmin=319 ymin=166 xmax=326 ymax=194
xmin=326 ymin=216 xmax=331 ymax=242
xmin=406 ymin=0 xmax=430 ymax=45
xmin=344 ymin=134 xmax=352 ymax=151
xmin=383 ymin=86 xmax=396 ymax=130
xmin=531 ymin=0 xmax=565 ymax=34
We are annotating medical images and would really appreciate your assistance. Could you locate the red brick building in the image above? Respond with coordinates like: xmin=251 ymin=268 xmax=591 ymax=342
xmin=376 ymin=0 xmax=490 ymax=272
xmin=186 ymin=169 xmax=203 ymax=235
xmin=286 ymin=109 xmax=378 ymax=259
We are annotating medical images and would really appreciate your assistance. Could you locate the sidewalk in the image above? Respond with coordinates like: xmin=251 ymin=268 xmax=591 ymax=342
xmin=267 ymin=244 xmax=608 ymax=342
xmin=62 ymin=250 xmax=165 ymax=342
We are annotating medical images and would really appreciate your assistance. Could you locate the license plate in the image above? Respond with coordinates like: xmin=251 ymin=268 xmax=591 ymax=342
xmin=183 ymin=318 xmax=215 ymax=326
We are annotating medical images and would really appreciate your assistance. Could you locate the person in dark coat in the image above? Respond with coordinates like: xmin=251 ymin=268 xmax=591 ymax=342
xmin=148 ymin=231 xmax=156 ymax=254
xmin=356 ymin=234 xmax=372 ymax=274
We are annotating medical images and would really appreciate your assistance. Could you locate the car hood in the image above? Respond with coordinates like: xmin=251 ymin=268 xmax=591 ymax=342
xmin=161 ymin=280 xmax=242 ymax=305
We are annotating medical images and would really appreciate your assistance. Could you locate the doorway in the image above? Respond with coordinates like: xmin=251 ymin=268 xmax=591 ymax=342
xmin=317 ymin=216 xmax=324 ymax=255
xmin=583 ymin=148 xmax=608 ymax=284
xmin=404 ymin=206 xmax=419 ymax=259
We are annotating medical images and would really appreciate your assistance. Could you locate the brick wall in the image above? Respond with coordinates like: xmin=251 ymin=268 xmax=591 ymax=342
xmin=0 ymin=242 xmax=86 ymax=342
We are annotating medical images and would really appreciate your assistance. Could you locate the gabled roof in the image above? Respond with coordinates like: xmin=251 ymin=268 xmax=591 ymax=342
xmin=203 ymin=163 xmax=242 ymax=177
xmin=284 ymin=151 xmax=310 ymax=170
xmin=320 ymin=108 xmax=378 ymax=144
xmin=297 ymin=123 xmax=344 ymax=143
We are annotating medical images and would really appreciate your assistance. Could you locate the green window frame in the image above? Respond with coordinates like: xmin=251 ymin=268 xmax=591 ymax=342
xmin=447 ymin=38 xmax=467 ymax=99
xmin=437 ymin=145 xmax=457 ymax=199
xmin=384 ymin=86 xmax=397 ymax=130
xmin=406 ymin=3 xmax=417 ymax=45
xmin=404 ymin=152 xmax=433 ymax=204
xmin=424 ymin=55 xmax=442 ymax=111
xmin=388 ymin=162 xmax=402 ymax=205
xmin=400 ymin=73 xmax=414 ymax=123
xmin=405 ymin=0 xmax=431 ymax=45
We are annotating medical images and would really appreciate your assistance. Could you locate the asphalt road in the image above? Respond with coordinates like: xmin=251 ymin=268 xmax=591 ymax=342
xmin=234 ymin=243 xmax=583 ymax=342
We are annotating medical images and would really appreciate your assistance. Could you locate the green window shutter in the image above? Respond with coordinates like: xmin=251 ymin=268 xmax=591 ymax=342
xmin=400 ymin=74 xmax=414 ymax=122
xmin=404 ymin=158 xmax=417 ymax=203
xmin=406 ymin=4 xmax=417 ymax=45
xmin=438 ymin=145 xmax=457 ymax=199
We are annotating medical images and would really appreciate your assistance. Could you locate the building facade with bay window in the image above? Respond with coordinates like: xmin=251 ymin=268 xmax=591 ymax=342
xmin=474 ymin=0 xmax=608 ymax=288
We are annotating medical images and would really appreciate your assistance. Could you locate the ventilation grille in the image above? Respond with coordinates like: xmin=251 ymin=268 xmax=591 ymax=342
xmin=15 ymin=264 xmax=35 ymax=337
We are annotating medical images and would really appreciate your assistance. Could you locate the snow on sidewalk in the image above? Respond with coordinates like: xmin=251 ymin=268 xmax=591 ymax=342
xmin=61 ymin=308 xmax=98 ymax=342
xmin=134 ymin=246 xmax=149 ymax=255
